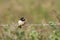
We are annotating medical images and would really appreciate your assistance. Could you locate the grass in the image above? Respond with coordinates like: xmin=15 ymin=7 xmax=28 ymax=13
xmin=0 ymin=0 xmax=60 ymax=40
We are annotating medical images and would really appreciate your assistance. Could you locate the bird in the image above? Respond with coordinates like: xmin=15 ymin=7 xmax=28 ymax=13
xmin=18 ymin=17 xmax=25 ymax=28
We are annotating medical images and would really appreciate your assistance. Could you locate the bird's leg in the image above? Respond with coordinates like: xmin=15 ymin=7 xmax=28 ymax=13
xmin=18 ymin=25 xmax=22 ymax=28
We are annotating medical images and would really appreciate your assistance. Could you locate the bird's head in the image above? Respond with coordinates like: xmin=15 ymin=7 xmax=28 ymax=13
xmin=20 ymin=17 xmax=25 ymax=21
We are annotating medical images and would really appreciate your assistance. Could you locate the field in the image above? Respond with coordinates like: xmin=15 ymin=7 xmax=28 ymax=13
xmin=0 ymin=0 xmax=60 ymax=40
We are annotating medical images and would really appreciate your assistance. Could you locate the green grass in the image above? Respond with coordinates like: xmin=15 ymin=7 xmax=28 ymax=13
xmin=0 ymin=0 xmax=60 ymax=40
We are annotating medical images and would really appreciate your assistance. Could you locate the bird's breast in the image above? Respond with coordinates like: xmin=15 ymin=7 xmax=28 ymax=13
xmin=18 ymin=20 xmax=25 ymax=25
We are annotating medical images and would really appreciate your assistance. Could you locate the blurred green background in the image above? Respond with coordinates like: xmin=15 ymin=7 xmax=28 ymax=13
xmin=0 ymin=0 xmax=60 ymax=40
